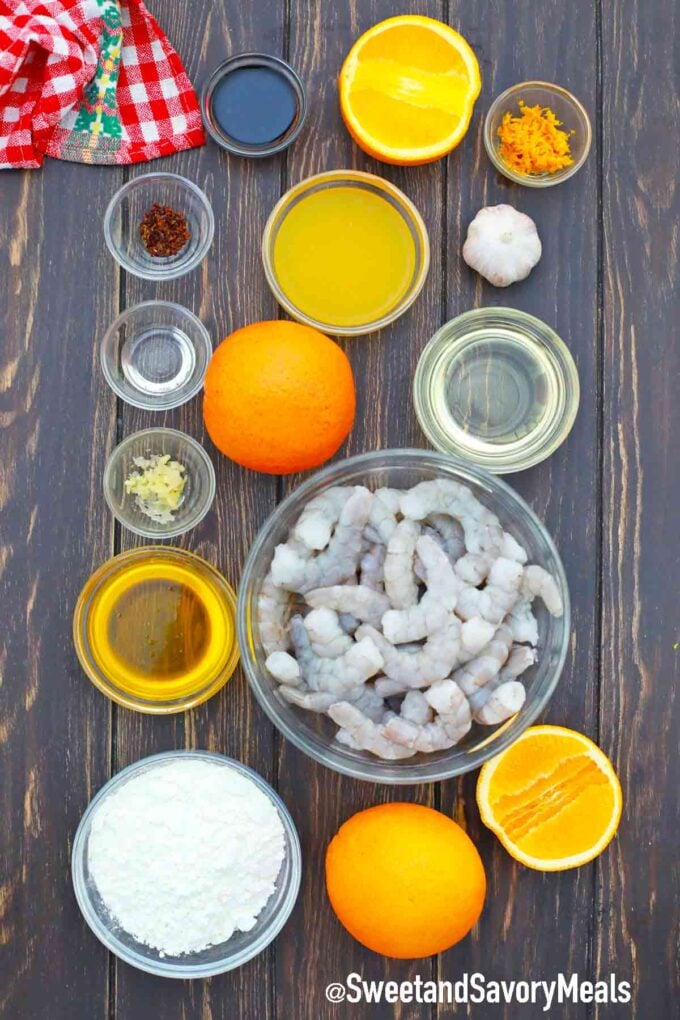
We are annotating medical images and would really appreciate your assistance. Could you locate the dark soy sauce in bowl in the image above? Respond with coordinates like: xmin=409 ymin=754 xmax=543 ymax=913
xmin=202 ymin=54 xmax=307 ymax=157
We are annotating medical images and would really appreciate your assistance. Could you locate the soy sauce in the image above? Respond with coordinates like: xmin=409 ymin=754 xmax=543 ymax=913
xmin=211 ymin=65 xmax=298 ymax=146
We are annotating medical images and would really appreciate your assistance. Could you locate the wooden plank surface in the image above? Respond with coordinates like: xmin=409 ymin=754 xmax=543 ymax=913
xmin=597 ymin=1 xmax=680 ymax=1016
xmin=0 ymin=0 xmax=677 ymax=1017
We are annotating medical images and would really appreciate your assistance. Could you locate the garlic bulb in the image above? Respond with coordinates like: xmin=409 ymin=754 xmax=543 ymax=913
xmin=462 ymin=204 xmax=541 ymax=287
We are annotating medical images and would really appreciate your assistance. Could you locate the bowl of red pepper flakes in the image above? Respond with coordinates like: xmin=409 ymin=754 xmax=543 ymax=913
xmin=483 ymin=81 xmax=592 ymax=188
xmin=104 ymin=172 xmax=215 ymax=280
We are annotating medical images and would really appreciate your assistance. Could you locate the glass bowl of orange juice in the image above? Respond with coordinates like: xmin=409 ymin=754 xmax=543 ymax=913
xmin=262 ymin=170 xmax=430 ymax=336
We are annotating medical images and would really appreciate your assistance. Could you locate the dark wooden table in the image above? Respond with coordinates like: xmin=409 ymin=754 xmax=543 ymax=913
xmin=1 ymin=1 xmax=678 ymax=1017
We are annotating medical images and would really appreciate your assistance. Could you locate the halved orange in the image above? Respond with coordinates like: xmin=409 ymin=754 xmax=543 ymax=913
xmin=339 ymin=16 xmax=481 ymax=165
xmin=476 ymin=725 xmax=623 ymax=872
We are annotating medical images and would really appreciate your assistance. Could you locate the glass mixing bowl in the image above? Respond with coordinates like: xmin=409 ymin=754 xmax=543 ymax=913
xmin=72 ymin=751 xmax=302 ymax=978
xmin=238 ymin=449 xmax=570 ymax=784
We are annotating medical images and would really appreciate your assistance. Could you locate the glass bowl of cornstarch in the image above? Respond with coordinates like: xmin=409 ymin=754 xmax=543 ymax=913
xmin=72 ymin=750 xmax=302 ymax=977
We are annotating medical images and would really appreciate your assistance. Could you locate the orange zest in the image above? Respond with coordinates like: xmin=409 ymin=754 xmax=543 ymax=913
xmin=476 ymin=725 xmax=622 ymax=871
xmin=339 ymin=16 xmax=481 ymax=165
xmin=498 ymin=102 xmax=574 ymax=175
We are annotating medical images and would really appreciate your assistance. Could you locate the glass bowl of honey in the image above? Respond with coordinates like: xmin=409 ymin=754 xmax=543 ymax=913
xmin=262 ymin=170 xmax=430 ymax=336
xmin=73 ymin=547 xmax=239 ymax=713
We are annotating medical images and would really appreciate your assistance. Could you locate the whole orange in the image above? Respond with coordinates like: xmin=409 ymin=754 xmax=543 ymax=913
xmin=203 ymin=320 xmax=355 ymax=474
xmin=325 ymin=803 xmax=486 ymax=958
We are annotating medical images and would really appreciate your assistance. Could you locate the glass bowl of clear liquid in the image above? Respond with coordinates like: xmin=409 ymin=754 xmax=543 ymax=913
xmin=101 ymin=300 xmax=212 ymax=411
xmin=413 ymin=308 xmax=580 ymax=474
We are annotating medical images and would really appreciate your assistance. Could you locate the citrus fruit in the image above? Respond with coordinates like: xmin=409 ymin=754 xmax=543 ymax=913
xmin=476 ymin=725 xmax=623 ymax=872
xmin=203 ymin=320 xmax=355 ymax=475
xmin=325 ymin=803 xmax=486 ymax=958
xmin=339 ymin=15 xmax=481 ymax=165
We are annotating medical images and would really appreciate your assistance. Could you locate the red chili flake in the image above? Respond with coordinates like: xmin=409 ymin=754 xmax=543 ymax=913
xmin=139 ymin=203 xmax=191 ymax=258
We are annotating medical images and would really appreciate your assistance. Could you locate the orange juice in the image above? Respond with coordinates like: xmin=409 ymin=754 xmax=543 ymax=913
xmin=272 ymin=183 xmax=419 ymax=329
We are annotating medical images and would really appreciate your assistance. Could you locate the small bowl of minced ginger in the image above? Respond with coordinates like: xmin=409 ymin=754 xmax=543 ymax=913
xmin=103 ymin=427 xmax=216 ymax=539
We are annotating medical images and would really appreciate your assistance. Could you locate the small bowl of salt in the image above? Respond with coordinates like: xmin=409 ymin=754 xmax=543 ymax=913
xmin=72 ymin=751 xmax=302 ymax=977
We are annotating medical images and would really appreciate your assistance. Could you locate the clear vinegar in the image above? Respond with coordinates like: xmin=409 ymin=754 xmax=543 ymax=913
xmin=428 ymin=324 xmax=566 ymax=460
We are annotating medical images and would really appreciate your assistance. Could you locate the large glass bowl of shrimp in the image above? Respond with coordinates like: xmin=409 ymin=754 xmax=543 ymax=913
xmin=237 ymin=449 xmax=570 ymax=784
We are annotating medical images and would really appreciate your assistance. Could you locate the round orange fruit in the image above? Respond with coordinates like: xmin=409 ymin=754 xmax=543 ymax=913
xmin=339 ymin=16 xmax=481 ymax=165
xmin=325 ymin=803 xmax=486 ymax=958
xmin=203 ymin=320 xmax=356 ymax=475
xmin=477 ymin=725 xmax=623 ymax=871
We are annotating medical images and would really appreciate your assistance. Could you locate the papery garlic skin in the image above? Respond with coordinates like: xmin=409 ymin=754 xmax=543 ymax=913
xmin=462 ymin=204 xmax=542 ymax=287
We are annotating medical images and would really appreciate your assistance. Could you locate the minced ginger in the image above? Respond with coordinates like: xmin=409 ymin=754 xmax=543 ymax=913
xmin=124 ymin=454 xmax=186 ymax=524
xmin=498 ymin=101 xmax=574 ymax=176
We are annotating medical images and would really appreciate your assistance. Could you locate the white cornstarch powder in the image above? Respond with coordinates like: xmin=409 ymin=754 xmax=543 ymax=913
xmin=88 ymin=758 xmax=286 ymax=956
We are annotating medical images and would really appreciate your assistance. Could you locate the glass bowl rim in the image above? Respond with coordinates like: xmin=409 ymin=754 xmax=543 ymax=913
xmin=71 ymin=749 xmax=302 ymax=978
xmin=201 ymin=52 xmax=308 ymax=157
xmin=413 ymin=307 xmax=581 ymax=473
xmin=261 ymin=169 xmax=431 ymax=336
xmin=100 ymin=299 xmax=213 ymax=411
xmin=483 ymin=80 xmax=592 ymax=188
xmin=73 ymin=545 xmax=239 ymax=713
xmin=102 ymin=426 xmax=216 ymax=540
xmin=237 ymin=447 xmax=571 ymax=783
xmin=103 ymin=172 xmax=215 ymax=280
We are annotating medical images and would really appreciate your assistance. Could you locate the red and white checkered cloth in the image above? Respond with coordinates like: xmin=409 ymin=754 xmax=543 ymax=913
xmin=0 ymin=0 xmax=205 ymax=168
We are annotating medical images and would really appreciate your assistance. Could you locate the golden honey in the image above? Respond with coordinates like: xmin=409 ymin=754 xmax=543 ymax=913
xmin=74 ymin=548 xmax=239 ymax=712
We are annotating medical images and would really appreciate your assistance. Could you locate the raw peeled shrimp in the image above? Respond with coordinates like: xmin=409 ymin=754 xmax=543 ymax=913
xmin=399 ymin=690 xmax=434 ymax=725
xmin=426 ymin=513 xmax=466 ymax=560
xmin=522 ymin=565 xmax=564 ymax=616
xmin=359 ymin=542 xmax=386 ymax=591
xmin=452 ymin=624 xmax=513 ymax=699
xmin=384 ymin=680 xmax=472 ymax=751
xmin=365 ymin=487 xmax=401 ymax=544
xmin=271 ymin=488 xmax=373 ymax=593
xmin=305 ymin=585 xmax=390 ymax=628
xmin=466 ymin=643 xmax=535 ymax=717
xmin=303 ymin=607 xmax=353 ymax=659
xmin=290 ymin=615 xmax=383 ymax=695
xmin=356 ymin=615 xmax=462 ymax=689
xmin=383 ymin=518 xmax=420 ymax=610
xmin=292 ymin=485 xmax=358 ymax=550
xmin=507 ymin=600 xmax=539 ymax=646
xmin=460 ymin=617 xmax=497 ymax=656
xmin=257 ymin=572 xmax=291 ymax=655
xmin=265 ymin=651 xmax=301 ymax=684
xmin=382 ymin=535 xmax=462 ymax=643
xmin=455 ymin=557 xmax=525 ymax=624
xmin=279 ymin=686 xmax=339 ymax=712
xmin=328 ymin=703 xmax=416 ymax=760
xmin=474 ymin=681 xmax=526 ymax=724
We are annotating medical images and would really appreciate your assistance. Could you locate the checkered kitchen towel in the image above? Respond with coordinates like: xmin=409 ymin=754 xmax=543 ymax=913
xmin=0 ymin=0 xmax=205 ymax=168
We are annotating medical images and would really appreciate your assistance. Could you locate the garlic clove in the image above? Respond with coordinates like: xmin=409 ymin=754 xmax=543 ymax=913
xmin=462 ymin=203 xmax=542 ymax=287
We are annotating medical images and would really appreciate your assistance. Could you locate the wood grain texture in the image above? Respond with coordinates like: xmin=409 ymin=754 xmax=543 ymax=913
xmin=0 ymin=163 xmax=120 ymax=1018
xmin=597 ymin=0 xmax=679 ymax=1015
xmin=436 ymin=3 xmax=601 ymax=1016
xmin=111 ymin=2 xmax=284 ymax=1018
xmin=1 ymin=0 xmax=678 ymax=1017
xmin=274 ymin=3 xmax=446 ymax=1019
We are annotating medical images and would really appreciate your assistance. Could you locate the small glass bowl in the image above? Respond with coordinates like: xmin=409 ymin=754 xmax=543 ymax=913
xmin=103 ymin=173 xmax=214 ymax=280
xmin=237 ymin=449 xmax=570 ymax=784
xmin=101 ymin=300 xmax=212 ymax=411
xmin=201 ymin=53 xmax=307 ymax=157
xmin=484 ymin=81 xmax=592 ymax=187
xmin=72 ymin=751 xmax=302 ymax=977
xmin=103 ymin=427 xmax=216 ymax=539
xmin=262 ymin=170 xmax=430 ymax=336
xmin=413 ymin=308 xmax=580 ymax=474
xmin=73 ymin=547 xmax=239 ymax=713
